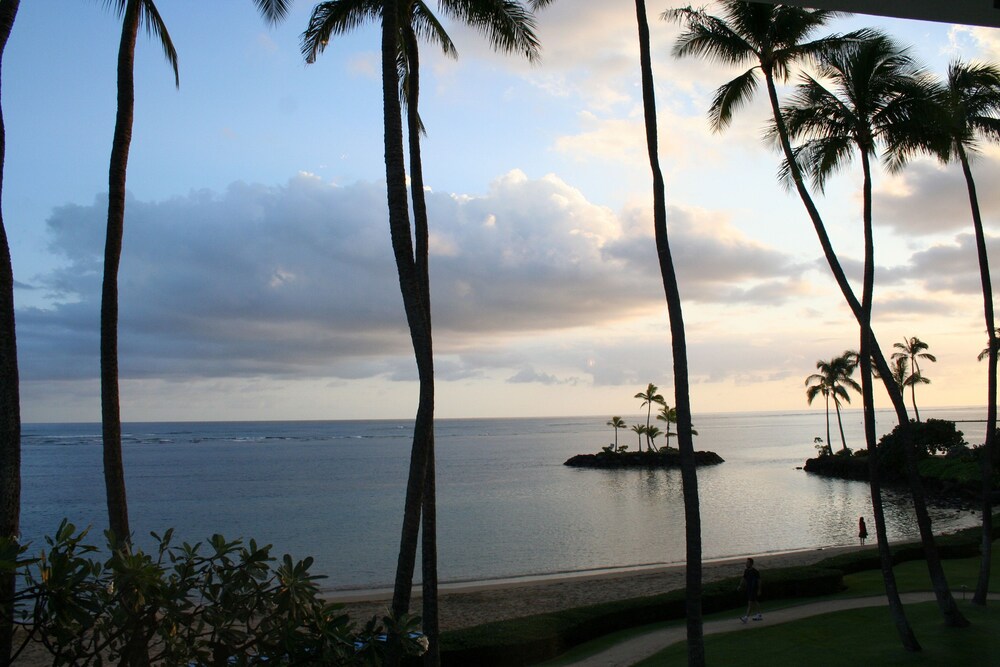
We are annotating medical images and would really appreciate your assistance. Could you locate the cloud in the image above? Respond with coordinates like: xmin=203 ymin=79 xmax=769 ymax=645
xmin=874 ymin=155 xmax=1000 ymax=235
xmin=17 ymin=171 xmax=807 ymax=386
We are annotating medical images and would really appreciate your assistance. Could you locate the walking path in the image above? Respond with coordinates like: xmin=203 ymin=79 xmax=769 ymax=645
xmin=563 ymin=592 xmax=1000 ymax=666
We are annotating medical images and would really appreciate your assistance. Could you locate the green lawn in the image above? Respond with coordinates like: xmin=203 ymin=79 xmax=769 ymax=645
xmin=543 ymin=542 xmax=1000 ymax=666
xmin=635 ymin=602 xmax=999 ymax=666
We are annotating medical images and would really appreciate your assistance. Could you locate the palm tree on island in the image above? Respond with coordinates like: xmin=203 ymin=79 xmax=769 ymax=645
xmin=634 ymin=382 xmax=665 ymax=452
xmin=805 ymin=352 xmax=860 ymax=454
xmin=891 ymin=336 xmax=937 ymax=421
xmin=646 ymin=425 xmax=663 ymax=451
xmin=607 ymin=416 xmax=626 ymax=452
xmin=630 ymin=423 xmax=646 ymax=453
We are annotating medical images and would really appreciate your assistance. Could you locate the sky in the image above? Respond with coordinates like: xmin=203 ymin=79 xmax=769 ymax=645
xmin=5 ymin=1 xmax=1000 ymax=423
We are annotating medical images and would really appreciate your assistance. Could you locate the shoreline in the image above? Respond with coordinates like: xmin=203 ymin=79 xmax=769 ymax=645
xmin=329 ymin=542 xmax=873 ymax=631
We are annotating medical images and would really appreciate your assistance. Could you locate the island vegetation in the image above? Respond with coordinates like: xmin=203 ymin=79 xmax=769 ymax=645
xmin=564 ymin=383 xmax=724 ymax=469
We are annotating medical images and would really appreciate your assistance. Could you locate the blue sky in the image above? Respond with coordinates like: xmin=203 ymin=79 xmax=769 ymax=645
xmin=5 ymin=2 xmax=1000 ymax=422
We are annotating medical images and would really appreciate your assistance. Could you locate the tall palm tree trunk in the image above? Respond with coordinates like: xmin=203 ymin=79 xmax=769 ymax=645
xmin=102 ymin=0 xmax=141 ymax=544
xmin=960 ymin=146 xmax=996 ymax=606
xmin=763 ymin=70 xmax=919 ymax=646
xmin=859 ymin=151 xmax=922 ymax=650
xmin=402 ymin=23 xmax=441 ymax=663
xmin=382 ymin=2 xmax=436 ymax=649
xmin=0 ymin=3 xmax=21 ymax=664
xmin=635 ymin=3 xmax=703 ymax=664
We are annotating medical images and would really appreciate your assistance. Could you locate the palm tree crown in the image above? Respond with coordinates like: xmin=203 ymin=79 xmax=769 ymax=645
xmin=777 ymin=33 xmax=937 ymax=190
xmin=665 ymin=1 xmax=844 ymax=132
xmin=806 ymin=352 xmax=860 ymax=453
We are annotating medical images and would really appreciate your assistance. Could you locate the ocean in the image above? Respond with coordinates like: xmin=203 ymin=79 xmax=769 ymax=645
xmin=19 ymin=407 xmax=987 ymax=592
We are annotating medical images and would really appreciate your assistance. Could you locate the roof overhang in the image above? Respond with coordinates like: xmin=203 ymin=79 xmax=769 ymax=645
xmin=751 ymin=1 xmax=1000 ymax=29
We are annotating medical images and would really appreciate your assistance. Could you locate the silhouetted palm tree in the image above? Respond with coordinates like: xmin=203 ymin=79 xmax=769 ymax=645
xmin=630 ymin=423 xmax=646 ymax=452
xmin=893 ymin=60 xmax=1000 ymax=603
xmin=101 ymin=0 xmax=178 ymax=545
xmin=0 ymin=3 xmax=21 ymax=663
xmin=634 ymin=382 xmax=665 ymax=451
xmin=666 ymin=5 xmax=923 ymax=647
xmin=782 ymin=32 xmax=967 ymax=629
xmin=891 ymin=337 xmax=936 ymax=421
xmin=607 ymin=416 xmax=626 ymax=451
xmin=636 ymin=1 xmax=704 ymax=662
xmin=301 ymin=2 xmax=541 ymax=658
xmin=806 ymin=352 xmax=861 ymax=453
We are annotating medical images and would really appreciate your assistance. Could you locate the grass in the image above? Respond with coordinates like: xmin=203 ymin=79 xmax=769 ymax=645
xmin=634 ymin=602 xmax=999 ymax=666
xmin=542 ymin=541 xmax=1000 ymax=667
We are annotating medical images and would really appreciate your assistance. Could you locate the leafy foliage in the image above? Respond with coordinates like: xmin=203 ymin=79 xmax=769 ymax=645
xmin=1 ymin=522 xmax=426 ymax=665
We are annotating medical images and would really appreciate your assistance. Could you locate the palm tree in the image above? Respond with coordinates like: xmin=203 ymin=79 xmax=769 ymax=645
xmin=646 ymin=425 xmax=662 ymax=451
xmin=101 ymin=0 xmax=178 ymax=545
xmin=634 ymin=382 xmax=665 ymax=452
xmin=875 ymin=354 xmax=909 ymax=396
xmin=892 ymin=337 xmax=936 ymax=421
xmin=667 ymin=5 xmax=922 ymax=645
xmin=806 ymin=352 xmax=861 ymax=454
xmin=0 ymin=3 xmax=21 ymax=663
xmin=781 ymin=32 xmax=967 ymax=629
xmin=900 ymin=63 xmax=1000 ymax=605
xmin=635 ymin=2 xmax=705 ymax=662
xmin=657 ymin=404 xmax=676 ymax=447
xmin=630 ymin=423 xmax=646 ymax=452
xmin=607 ymin=416 xmax=626 ymax=451
xmin=302 ymin=2 xmax=542 ymax=658
xmin=805 ymin=366 xmax=835 ymax=456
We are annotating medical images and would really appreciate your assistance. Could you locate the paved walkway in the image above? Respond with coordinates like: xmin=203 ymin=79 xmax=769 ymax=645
xmin=564 ymin=592 xmax=1000 ymax=666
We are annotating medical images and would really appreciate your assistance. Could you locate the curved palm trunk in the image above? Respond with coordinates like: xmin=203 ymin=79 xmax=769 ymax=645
xmin=636 ymin=3 xmax=704 ymax=664
xmin=959 ymin=147 xmax=996 ymax=606
xmin=0 ymin=3 xmax=21 ymax=664
xmin=382 ymin=4 xmax=437 ymax=656
xmin=402 ymin=23 xmax=441 ymax=664
xmin=762 ymin=70 xmax=920 ymax=646
xmin=834 ymin=399 xmax=848 ymax=451
xmin=102 ymin=0 xmax=142 ymax=544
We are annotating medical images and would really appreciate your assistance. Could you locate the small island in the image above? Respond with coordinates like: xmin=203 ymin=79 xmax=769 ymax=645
xmin=565 ymin=383 xmax=725 ymax=469
xmin=565 ymin=448 xmax=724 ymax=469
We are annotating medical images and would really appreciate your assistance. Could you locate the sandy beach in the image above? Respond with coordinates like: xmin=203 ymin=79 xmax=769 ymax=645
xmin=330 ymin=543 xmax=869 ymax=631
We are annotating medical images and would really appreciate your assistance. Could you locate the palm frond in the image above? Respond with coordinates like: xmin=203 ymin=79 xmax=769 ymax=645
xmin=439 ymin=0 xmax=541 ymax=63
xmin=301 ymin=0 xmax=378 ymax=64
xmin=666 ymin=7 xmax=756 ymax=67
xmin=710 ymin=68 xmax=760 ymax=132
xmin=253 ymin=0 xmax=292 ymax=25
xmin=139 ymin=0 xmax=179 ymax=87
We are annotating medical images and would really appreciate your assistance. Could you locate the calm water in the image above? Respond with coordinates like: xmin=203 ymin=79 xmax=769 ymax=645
xmin=20 ymin=407 xmax=986 ymax=591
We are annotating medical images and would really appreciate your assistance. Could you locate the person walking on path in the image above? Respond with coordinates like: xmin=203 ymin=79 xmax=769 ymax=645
xmin=738 ymin=557 xmax=762 ymax=623
xmin=858 ymin=516 xmax=868 ymax=546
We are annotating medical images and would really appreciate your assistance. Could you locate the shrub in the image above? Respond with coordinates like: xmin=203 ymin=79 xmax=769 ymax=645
xmin=1 ymin=521 xmax=426 ymax=666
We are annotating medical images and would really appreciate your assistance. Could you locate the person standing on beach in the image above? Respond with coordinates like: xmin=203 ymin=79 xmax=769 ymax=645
xmin=858 ymin=516 xmax=868 ymax=546
xmin=738 ymin=557 xmax=762 ymax=623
